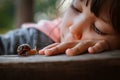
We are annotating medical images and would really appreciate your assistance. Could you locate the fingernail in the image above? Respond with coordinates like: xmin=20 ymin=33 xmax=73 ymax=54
xmin=45 ymin=49 xmax=54 ymax=56
xmin=66 ymin=49 xmax=73 ymax=56
xmin=39 ymin=50 xmax=44 ymax=55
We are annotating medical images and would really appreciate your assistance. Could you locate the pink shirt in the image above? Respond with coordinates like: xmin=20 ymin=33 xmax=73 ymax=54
xmin=21 ymin=19 xmax=60 ymax=42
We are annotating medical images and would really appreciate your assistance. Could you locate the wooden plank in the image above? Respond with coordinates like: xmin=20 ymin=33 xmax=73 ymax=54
xmin=0 ymin=50 xmax=120 ymax=80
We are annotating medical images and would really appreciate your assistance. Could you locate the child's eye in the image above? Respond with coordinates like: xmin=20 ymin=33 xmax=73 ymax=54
xmin=92 ymin=24 xmax=106 ymax=35
xmin=71 ymin=4 xmax=81 ymax=13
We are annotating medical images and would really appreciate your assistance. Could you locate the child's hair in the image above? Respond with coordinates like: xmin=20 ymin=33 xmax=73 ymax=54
xmin=58 ymin=0 xmax=120 ymax=33
xmin=56 ymin=0 xmax=72 ymax=16
xmin=90 ymin=0 xmax=120 ymax=33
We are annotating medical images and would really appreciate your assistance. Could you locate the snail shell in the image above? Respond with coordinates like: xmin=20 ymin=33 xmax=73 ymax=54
xmin=17 ymin=44 xmax=31 ymax=56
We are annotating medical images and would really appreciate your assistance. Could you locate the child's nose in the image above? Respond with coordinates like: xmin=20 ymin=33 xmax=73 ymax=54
xmin=69 ymin=26 xmax=82 ymax=40
xmin=69 ymin=14 xmax=92 ymax=40
xmin=69 ymin=20 xmax=87 ymax=40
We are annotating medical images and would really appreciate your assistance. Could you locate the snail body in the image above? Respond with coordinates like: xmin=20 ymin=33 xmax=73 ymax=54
xmin=17 ymin=44 xmax=37 ymax=56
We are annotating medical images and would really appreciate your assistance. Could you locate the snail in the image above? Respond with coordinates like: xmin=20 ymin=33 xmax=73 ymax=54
xmin=17 ymin=44 xmax=37 ymax=56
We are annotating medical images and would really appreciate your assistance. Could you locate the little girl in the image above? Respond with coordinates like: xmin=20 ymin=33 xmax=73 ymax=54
xmin=0 ymin=0 xmax=120 ymax=56
xmin=39 ymin=0 xmax=120 ymax=56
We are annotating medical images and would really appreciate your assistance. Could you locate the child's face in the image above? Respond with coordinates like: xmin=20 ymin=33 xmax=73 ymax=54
xmin=59 ymin=0 xmax=120 ymax=49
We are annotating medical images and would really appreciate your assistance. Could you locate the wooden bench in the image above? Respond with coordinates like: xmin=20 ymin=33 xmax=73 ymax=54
xmin=0 ymin=50 xmax=120 ymax=80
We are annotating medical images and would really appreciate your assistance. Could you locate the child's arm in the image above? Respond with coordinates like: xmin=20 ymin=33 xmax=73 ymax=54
xmin=0 ymin=28 xmax=37 ymax=55
xmin=0 ymin=28 xmax=54 ymax=55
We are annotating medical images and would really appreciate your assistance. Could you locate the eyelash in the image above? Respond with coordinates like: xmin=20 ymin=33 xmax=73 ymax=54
xmin=71 ymin=4 xmax=106 ymax=35
xmin=71 ymin=4 xmax=81 ymax=13
xmin=92 ymin=24 xmax=106 ymax=35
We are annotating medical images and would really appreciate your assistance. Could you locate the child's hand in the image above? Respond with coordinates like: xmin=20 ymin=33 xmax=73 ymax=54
xmin=39 ymin=40 xmax=110 ymax=56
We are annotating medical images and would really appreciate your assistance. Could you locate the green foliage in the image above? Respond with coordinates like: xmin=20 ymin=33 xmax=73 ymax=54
xmin=0 ymin=0 xmax=14 ymax=29
xmin=0 ymin=0 xmax=58 ymax=34
xmin=34 ymin=0 xmax=58 ymax=20
xmin=35 ymin=0 xmax=57 ymax=13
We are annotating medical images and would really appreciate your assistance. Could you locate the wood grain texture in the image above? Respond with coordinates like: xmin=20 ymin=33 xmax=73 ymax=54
xmin=0 ymin=50 xmax=120 ymax=80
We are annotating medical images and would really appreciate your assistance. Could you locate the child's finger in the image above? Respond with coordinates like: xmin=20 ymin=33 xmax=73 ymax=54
xmin=39 ymin=43 xmax=59 ymax=55
xmin=66 ymin=41 xmax=93 ymax=56
xmin=44 ymin=42 xmax=77 ymax=56
xmin=88 ymin=40 xmax=109 ymax=54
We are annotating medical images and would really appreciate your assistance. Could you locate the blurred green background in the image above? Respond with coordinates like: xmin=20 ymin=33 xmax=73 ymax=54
xmin=0 ymin=0 xmax=58 ymax=34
